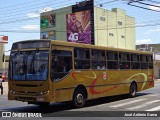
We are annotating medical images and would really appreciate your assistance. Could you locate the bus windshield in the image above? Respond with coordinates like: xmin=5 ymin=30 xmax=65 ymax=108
xmin=10 ymin=50 xmax=49 ymax=81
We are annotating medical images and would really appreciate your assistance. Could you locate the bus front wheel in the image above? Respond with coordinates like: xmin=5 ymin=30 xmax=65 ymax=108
xmin=129 ymin=83 xmax=137 ymax=98
xmin=72 ymin=88 xmax=86 ymax=108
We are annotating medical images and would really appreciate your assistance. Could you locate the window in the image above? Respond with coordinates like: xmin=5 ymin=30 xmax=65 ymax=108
xmin=109 ymin=33 xmax=114 ymax=36
xmin=107 ymin=51 xmax=118 ymax=69
xmin=140 ymin=55 xmax=148 ymax=69
xmin=10 ymin=50 xmax=49 ymax=81
xmin=119 ymin=52 xmax=130 ymax=69
xmin=148 ymin=55 xmax=153 ymax=69
xmin=121 ymin=35 xmax=125 ymax=38
xmin=74 ymin=48 xmax=90 ymax=69
xmin=131 ymin=54 xmax=140 ymax=69
xmin=91 ymin=50 xmax=106 ymax=70
xmin=51 ymin=50 xmax=72 ymax=81
xmin=118 ymin=21 xmax=122 ymax=25
xmin=100 ymin=17 xmax=106 ymax=21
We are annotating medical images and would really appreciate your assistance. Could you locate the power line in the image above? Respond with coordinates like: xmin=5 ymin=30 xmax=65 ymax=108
xmin=143 ymin=0 xmax=160 ymax=4
xmin=128 ymin=0 xmax=160 ymax=12
xmin=1 ymin=22 xmax=160 ymax=33
xmin=96 ymin=0 xmax=118 ymax=7
xmin=137 ymin=1 xmax=160 ymax=8
xmin=0 ymin=0 xmax=159 ymax=30
xmin=128 ymin=3 xmax=160 ymax=12
xmin=0 ymin=0 xmax=159 ymax=24
xmin=0 ymin=0 xmax=43 ymax=9
xmin=0 ymin=0 xmax=75 ymax=19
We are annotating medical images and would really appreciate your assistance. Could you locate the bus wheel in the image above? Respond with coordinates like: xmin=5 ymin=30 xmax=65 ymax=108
xmin=73 ymin=88 xmax=86 ymax=108
xmin=129 ymin=83 xmax=137 ymax=98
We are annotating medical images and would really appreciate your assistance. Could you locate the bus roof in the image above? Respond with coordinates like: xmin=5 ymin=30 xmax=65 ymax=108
xmin=12 ymin=39 xmax=152 ymax=55
xmin=51 ymin=40 xmax=153 ymax=55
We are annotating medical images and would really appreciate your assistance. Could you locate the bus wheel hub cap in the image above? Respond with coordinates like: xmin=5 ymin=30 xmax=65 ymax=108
xmin=77 ymin=94 xmax=83 ymax=104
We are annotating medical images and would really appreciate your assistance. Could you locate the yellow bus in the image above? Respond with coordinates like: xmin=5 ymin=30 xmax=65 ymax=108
xmin=8 ymin=40 xmax=154 ymax=108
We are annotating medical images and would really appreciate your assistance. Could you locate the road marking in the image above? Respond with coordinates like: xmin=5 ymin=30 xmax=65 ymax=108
xmin=110 ymin=99 xmax=146 ymax=108
xmin=146 ymin=106 xmax=160 ymax=111
xmin=126 ymin=100 xmax=160 ymax=110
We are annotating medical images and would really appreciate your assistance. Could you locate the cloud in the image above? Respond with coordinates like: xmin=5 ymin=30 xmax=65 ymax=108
xmin=21 ymin=25 xmax=39 ymax=30
xmin=135 ymin=23 xmax=147 ymax=26
xmin=148 ymin=5 xmax=160 ymax=11
xmin=148 ymin=29 xmax=160 ymax=32
xmin=26 ymin=13 xmax=40 ymax=18
xmin=136 ymin=39 xmax=152 ymax=45
xmin=144 ymin=28 xmax=160 ymax=35
xmin=26 ymin=7 xmax=53 ymax=18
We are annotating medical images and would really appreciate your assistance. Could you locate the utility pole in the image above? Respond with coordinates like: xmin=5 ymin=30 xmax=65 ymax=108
xmin=0 ymin=35 xmax=8 ymax=74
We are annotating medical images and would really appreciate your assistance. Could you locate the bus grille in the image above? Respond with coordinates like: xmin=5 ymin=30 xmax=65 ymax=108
xmin=16 ymin=97 xmax=35 ymax=101
xmin=17 ymin=91 xmax=37 ymax=95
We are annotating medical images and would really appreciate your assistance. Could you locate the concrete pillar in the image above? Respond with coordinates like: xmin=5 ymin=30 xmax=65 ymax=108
xmin=0 ymin=44 xmax=5 ymax=73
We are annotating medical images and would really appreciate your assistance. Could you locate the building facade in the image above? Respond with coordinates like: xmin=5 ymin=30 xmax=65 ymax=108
xmin=40 ymin=0 xmax=135 ymax=50
xmin=0 ymin=44 xmax=5 ymax=73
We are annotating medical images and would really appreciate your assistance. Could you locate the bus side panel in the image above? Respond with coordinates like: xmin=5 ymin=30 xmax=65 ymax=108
xmin=89 ymin=71 xmax=104 ymax=99
xmin=124 ymin=70 xmax=154 ymax=93
xmin=138 ymin=70 xmax=154 ymax=91
xmin=53 ymin=74 xmax=76 ymax=102
xmin=124 ymin=70 xmax=141 ymax=94
xmin=102 ymin=71 xmax=126 ymax=97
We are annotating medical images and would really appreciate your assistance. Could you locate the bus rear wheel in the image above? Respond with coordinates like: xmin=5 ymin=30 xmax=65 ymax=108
xmin=129 ymin=83 xmax=137 ymax=98
xmin=72 ymin=88 xmax=86 ymax=108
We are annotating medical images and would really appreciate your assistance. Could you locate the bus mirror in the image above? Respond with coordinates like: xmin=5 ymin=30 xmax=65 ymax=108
xmin=2 ymin=54 xmax=5 ymax=62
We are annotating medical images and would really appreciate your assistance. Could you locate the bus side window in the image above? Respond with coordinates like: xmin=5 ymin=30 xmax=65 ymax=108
xmin=91 ymin=50 xmax=106 ymax=70
xmin=148 ymin=55 xmax=153 ymax=69
xmin=107 ymin=51 xmax=118 ymax=69
xmin=74 ymin=48 xmax=90 ymax=69
xmin=51 ymin=50 xmax=72 ymax=81
xmin=119 ymin=52 xmax=130 ymax=69
xmin=141 ymin=55 xmax=148 ymax=69
xmin=131 ymin=54 xmax=140 ymax=69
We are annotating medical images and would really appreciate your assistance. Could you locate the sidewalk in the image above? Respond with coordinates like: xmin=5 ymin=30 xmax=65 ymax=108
xmin=2 ymin=82 xmax=8 ymax=96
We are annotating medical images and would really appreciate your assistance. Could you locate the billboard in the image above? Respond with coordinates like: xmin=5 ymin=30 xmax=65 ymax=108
xmin=40 ymin=14 xmax=56 ymax=28
xmin=66 ymin=10 xmax=91 ymax=44
xmin=40 ymin=31 xmax=56 ymax=40
xmin=0 ymin=36 xmax=8 ymax=43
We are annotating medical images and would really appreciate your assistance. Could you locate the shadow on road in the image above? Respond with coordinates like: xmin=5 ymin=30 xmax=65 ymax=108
xmin=2 ymin=92 xmax=151 ymax=113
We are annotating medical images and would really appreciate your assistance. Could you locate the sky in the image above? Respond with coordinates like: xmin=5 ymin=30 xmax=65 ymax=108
xmin=0 ymin=0 xmax=160 ymax=53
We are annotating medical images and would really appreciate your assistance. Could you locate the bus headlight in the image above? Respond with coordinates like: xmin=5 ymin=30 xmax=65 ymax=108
xmin=39 ymin=91 xmax=49 ymax=95
xmin=9 ymin=90 xmax=15 ymax=94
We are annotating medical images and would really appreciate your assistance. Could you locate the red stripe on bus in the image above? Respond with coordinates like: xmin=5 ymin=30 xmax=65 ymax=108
xmin=72 ymin=72 xmax=118 ymax=95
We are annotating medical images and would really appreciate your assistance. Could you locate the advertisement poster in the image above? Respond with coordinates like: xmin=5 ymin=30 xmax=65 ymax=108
xmin=41 ymin=14 xmax=56 ymax=28
xmin=40 ymin=31 xmax=56 ymax=40
xmin=66 ymin=10 xmax=91 ymax=44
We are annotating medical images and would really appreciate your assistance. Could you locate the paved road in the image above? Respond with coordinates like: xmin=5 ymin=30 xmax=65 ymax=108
xmin=0 ymin=81 xmax=160 ymax=118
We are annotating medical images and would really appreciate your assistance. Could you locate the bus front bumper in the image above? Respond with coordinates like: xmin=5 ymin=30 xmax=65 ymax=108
xmin=8 ymin=92 xmax=52 ymax=103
